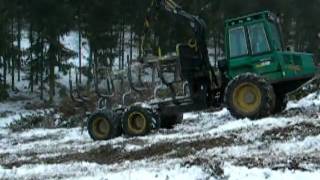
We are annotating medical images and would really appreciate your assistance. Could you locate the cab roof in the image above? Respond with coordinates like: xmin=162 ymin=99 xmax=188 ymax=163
xmin=225 ymin=11 xmax=277 ymax=27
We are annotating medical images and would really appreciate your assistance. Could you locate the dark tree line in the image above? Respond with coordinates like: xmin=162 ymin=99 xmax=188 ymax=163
xmin=0 ymin=0 xmax=319 ymax=102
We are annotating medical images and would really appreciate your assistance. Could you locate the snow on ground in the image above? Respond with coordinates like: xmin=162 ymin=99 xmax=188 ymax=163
xmin=224 ymin=164 xmax=320 ymax=180
xmin=287 ymin=92 xmax=320 ymax=109
xmin=0 ymin=101 xmax=49 ymax=128
xmin=2 ymin=160 xmax=320 ymax=180
xmin=1 ymin=93 xmax=320 ymax=179
xmin=0 ymin=160 xmax=211 ymax=180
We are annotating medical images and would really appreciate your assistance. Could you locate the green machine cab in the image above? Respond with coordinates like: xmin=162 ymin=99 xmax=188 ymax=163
xmin=225 ymin=11 xmax=317 ymax=85
xmin=221 ymin=11 xmax=318 ymax=118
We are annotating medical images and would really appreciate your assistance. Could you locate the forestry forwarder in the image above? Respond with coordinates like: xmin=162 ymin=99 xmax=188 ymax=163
xmin=87 ymin=0 xmax=319 ymax=140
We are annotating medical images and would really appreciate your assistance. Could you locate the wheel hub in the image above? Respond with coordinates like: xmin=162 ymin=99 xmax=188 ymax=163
xmin=128 ymin=112 xmax=147 ymax=134
xmin=244 ymin=90 xmax=257 ymax=104
xmin=93 ymin=117 xmax=110 ymax=138
xmin=233 ymin=83 xmax=262 ymax=113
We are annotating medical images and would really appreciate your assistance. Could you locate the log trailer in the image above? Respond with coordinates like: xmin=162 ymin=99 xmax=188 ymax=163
xmin=87 ymin=0 xmax=318 ymax=140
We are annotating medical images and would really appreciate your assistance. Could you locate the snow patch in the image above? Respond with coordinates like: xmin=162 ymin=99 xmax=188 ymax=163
xmin=0 ymin=160 xmax=210 ymax=180
xmin=287 ymin=92 xmax=320 ymax=109
xmin=225 ymin=164 xmax=320 ymax=180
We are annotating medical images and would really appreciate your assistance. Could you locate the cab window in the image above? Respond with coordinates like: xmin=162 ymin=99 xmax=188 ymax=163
xmin=248 ymin=23 xmax=270 ymax=54
xmin=270 ymin=22 xmax=282 ymax=50
xmin=229 ymin=26 xmax=248 ymax=58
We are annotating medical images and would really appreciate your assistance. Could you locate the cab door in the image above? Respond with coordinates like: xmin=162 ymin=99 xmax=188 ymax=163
xmin=227 ymin=25 xmax=251 ymax=78
xmin=227 ymin=23 xmax=280 ymax=80
xmin=247 ymin=23 xmax=280 ymax=80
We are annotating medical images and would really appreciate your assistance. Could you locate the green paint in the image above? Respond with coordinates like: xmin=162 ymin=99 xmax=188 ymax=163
xmin=224 ymin=11 xmax=317 ymax=84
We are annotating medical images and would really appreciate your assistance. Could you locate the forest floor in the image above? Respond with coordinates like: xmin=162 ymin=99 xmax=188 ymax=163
xmin=1 ymin=93 xmax=320 ymax=179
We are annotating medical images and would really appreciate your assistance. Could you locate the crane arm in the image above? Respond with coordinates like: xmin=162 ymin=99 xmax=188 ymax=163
xmin=143 ymin=0 xmax=207 ymax=49
xmin=142 ymin=0 xmax=218 ymax=86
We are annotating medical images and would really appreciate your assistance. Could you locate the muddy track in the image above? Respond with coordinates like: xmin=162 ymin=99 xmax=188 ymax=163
xmin=2 ymin=136 xmax=238 ymax=168
xmin=233 ymin=155 xmax=320 ymax=171
xmin=260 ymin=121 xmax=320 ymax=142
xmin=209 ymin=122 xmax=320 ymax=169
xmin=3 ymin=120 xmax=320 ymax=169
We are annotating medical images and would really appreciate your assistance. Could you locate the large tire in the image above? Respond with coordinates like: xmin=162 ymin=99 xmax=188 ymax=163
xmin=87 ymin=111 xmax=121 ymax=141
xmin=224 ymin=73 xmax=275 ymax=119
xmin=160 ymin=113 xmax=183 ymax=129
xmin=122 ymin=106 xmax=157 ymax=137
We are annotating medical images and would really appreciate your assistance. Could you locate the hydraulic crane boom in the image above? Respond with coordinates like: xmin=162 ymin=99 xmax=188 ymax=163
xmin=142 ymin=0 xmax=219 ymax=105
xmin=144 ymin=0 xmax=209 ymax=63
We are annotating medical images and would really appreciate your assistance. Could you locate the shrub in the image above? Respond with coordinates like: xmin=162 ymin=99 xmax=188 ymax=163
xmin=8 ymin=111 xmax=56 ymax=132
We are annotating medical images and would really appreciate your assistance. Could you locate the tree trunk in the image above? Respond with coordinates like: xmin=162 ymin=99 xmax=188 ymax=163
xmin=93 ymin=50 xmax=99 ymax=93
xmin=78 ymin=29 xmax=82 ymax=84
xmin=118 ymin=31 xmax=122 ymax=70
xmin=106 ymin=76 xmax=111 ymax=93
xmin=35 ymin=36 xmax=39 ymax=86
xmin=29 ymin=25 xmax=34 ymax=93
xmin=121 ymin=21 xmax=125 ymax=70
xmin=3 ymin=55 xmax=7 ymax=87
xmin=11 ymin=19 xmax=14 ymax=91
xmin=87 ymin=45 xmax=93 ymax=89
xmin=48 ymin=42 xmax=57 ymax=103
xmin=17 ymin=17 xmax=22 ymax=82
xmin=40 ymin=37 xmax=44 ymax=100
xmin=138 ymin=34 xmax=141 ymax=58
xmin=130 ymin=25 xmax=133 ymax=64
